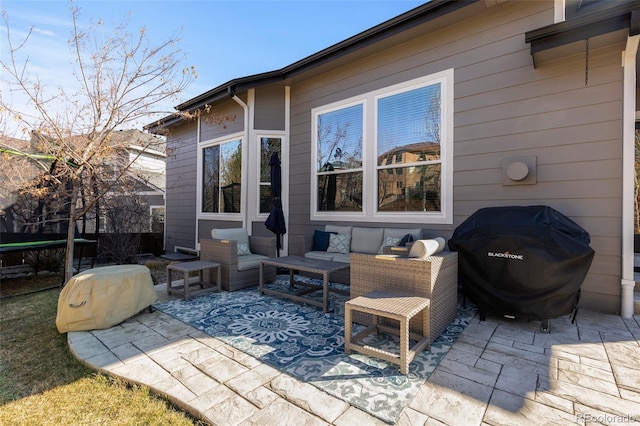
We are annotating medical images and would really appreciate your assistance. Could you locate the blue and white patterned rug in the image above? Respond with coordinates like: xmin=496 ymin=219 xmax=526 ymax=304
xmin=153 ymin=275 xmax=475 ymax=424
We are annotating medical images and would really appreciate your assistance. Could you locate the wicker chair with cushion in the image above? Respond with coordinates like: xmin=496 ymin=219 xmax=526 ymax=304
xmin=349 ymin=251 xmax=458 ymax=345
xmin=200 ymin=228 xmax=277 ymax=291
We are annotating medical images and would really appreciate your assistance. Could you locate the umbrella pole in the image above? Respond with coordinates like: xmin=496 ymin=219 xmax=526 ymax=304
xmin=277 ymin=234 xmax=281 ymax=257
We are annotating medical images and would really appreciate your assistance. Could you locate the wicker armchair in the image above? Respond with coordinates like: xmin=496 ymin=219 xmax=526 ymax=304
xmin=349 ymin=251 xmax=458 ymax=344
xmin=200 ymin=229 xmax=277 ymax=292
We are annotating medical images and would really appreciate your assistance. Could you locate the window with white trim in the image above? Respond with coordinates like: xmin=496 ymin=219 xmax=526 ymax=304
xmin=259 ymin=136 xmax=282 ymax=214
xmin=150 ymin=206 xmax=165 ymax=232
xmin=311 ymin=70 xmax=453 ymax=223
xmin=202 ymin=137 xmax=242 ymax=213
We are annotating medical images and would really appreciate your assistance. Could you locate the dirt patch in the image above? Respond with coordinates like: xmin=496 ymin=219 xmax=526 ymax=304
xmin=1 ymin=257 xmax=170 ymax=299
xmin=0 ymin=273 xmax=63 ymax=298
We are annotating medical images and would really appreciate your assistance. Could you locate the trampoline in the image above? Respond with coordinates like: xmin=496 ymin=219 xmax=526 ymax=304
xmin=0 ymin=238 xmax=96 ymax=254
xmin=0 ymin=238 xmax=97 ymax=275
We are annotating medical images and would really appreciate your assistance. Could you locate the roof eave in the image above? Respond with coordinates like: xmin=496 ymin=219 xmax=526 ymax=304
xmin=525 ymin=2 xmax=640 ymax=55
xmin=150 ymin=0 xmax=478 ymax=130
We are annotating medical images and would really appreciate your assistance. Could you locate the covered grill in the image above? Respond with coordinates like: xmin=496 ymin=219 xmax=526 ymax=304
xmin=448 ymin=205 xmax=594 ymax=332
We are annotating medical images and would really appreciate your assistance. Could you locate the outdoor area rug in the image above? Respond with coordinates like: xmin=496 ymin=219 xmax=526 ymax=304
xmin=153 ymin=275 xmax=476 ymax=424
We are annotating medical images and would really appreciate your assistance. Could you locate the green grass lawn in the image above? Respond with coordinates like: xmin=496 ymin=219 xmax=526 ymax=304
xmin=0 ymin=282 xmax=206 ymax=425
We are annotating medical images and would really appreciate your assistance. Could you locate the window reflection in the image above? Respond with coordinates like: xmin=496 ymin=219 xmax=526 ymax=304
xmin=376 ymin=83 xmax=442 ymax=212
xmin=318 ymin=170 xmax=363 ymax=212
xmin=202 ymin=139 xmax=242 ymax=213
xmin=316 ymin=104 xmax=363 ymax=212
xmin=259 ymin=137 xmax=282 ymax=214
xmin=378 ymin=164 xmax=441 ymax=212
xmin=312 ymin=72 xmax=449 ymax=219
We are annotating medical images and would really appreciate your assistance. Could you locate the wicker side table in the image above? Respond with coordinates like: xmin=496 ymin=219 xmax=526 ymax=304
xmin=345 ymin=290 xmax=431 ymax=374
xmin=166 ymin=260 xmax=221 ymax=301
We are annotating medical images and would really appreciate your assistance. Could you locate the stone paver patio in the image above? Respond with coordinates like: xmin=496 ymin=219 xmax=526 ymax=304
xmin=67 ymin=283 xmax=640 ymax=425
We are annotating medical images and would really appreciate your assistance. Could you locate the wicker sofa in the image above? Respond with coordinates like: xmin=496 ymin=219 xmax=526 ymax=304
xmin=349 ymin=251 xmax=458 ymax=343
xmin=200 ymin=228 xmax=277 ymax=292
xmin=301 ymin=225 xmax=424 ymax=284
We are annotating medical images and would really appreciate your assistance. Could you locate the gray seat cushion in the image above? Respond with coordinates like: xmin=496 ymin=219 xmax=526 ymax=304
xmin=237 ymin=253 xmax=269 ymax=271
xmin=305 ymin=251 xmax=335 ymax=261
xmin=212 ymin=228 xmax=250 ymax=246
xmin=351 ymin=227 xmax=384 ymax=255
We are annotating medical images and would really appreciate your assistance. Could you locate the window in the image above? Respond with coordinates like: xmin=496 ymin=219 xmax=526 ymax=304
xmin=377 ymin=83 xmax=441 ymax=212
xmin=259 ymin=137 xmax=282 ymax=214
xmin=150 ymin=206 xmax=165 ymax=232
xmin=311 ymin=70 xmax=453 ymax=223
xmin=316 ymin=103 xmax=363 ymax=212
xmin=202 ymin=138 xmax=242 ymax=213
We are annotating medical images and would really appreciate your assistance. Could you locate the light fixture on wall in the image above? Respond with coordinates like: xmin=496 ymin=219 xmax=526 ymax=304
xmin=506 ymin=161 xmax=529 ymax=181
xmin=502 ymin=156 xmax=537 ymax=186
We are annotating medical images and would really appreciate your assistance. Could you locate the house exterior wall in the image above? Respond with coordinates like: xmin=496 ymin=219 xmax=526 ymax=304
xmin=286 ymin=1 xmax=623 ymax=313
xmin=162 ymin=0 xmax=628 ymax=313
xmin=254 ymin=85 xmax=286 ymax=131
xmin=166 ymin=91 xmax=280 ymax=250
xmin=200 ymin=97 xmax=245 ymax=141
xmin=165 ymin=99 xmax=245 ymax=251
xmin=165 ymin=123 xmax=199 ymax=251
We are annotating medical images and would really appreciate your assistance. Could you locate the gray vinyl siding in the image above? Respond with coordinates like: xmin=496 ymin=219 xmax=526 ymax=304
xmin=200 ymin=98 xmax=245 ymax=141
xmin=168 ymin=91 xmax=284 ymax=250
xmin=165 ymin=123 xmax=198 ymax=252
xmin=164 ymin=0 xmax=626 ymax=313
xmin=145 ymin=194 xmax=164 ymax=207
xmin=254 ymin=86 xmax=286 ymax=131
xmin=287 ymin=1 xmax=623 ymax=313
xmin=165 ymin=100 xmax=245 ymax=251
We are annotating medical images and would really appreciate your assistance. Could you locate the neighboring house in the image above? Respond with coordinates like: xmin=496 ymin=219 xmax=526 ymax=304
xmin=97 ymin=129 xmax=167 ymax=234
xmin=0 ymin=135 xmax=39 ymax=233
xmin=148 ymin=0 xmax=640 ymax=317
xmin=0 ymin=129 xmax=166 ymax=235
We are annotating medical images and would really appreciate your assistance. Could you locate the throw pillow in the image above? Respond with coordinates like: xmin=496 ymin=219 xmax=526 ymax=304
xmin=378 ymin=236 xmax=402 ymax=254
xmin=327 ymin=233 xmax=351 ymax=254
xmin=398 ymin=233 xmax=414 ymax=247
xmin=312 ymin=230 xmax=335 ymax=251
xmin=237 ymin=242 xmax=251 ymax=256
xmin=408 ymin=238 xmax=445 ymax=259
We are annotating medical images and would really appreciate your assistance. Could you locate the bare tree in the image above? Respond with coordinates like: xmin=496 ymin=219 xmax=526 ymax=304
xmin=0 ymin=4 xmax=195 ymax=282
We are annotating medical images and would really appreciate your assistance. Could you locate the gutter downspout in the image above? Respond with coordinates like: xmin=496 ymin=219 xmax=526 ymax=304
xmin=230 ymin=87 xmax=250 ymax=231
xmin=621 ymin=34 xmax=639 ymax=319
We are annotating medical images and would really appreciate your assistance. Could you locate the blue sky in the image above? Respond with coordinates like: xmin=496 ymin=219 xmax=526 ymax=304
xmin=1 ymin=0 xmax=426 ymax=120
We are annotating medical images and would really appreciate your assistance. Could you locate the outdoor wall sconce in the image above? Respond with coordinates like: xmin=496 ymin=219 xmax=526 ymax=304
xmin=502 ymin=155 xmax=536 ymax=185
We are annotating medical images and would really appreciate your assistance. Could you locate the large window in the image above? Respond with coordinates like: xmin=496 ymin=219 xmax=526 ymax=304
xmin=377 ymin=83 xmax=442 ymax=212
xmin=202 ymin=138 xmax=242 ymax=213
xmin=316 ymin=103 xmax=363 ymax=212
xmin=311 ymin=70 xmax=453 ymax=223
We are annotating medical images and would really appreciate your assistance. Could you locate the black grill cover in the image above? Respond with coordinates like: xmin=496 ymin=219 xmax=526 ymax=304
xmin=448 ymin=206 xmax=594 ymax=321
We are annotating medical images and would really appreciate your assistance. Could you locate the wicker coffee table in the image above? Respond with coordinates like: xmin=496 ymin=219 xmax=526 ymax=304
xmin=259 ymin=255 xmax=349 ymax=312
xmin=166 ymin=260 xmax=221 ymax=301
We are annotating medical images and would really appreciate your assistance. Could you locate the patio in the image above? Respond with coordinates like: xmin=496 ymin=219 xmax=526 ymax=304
xmin=66 ymin=275 xmax=640 ymax=425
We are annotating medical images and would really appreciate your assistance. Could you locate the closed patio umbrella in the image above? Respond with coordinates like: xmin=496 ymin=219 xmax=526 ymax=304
xmin=264 ymin=152 xmax=286 ymax=256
